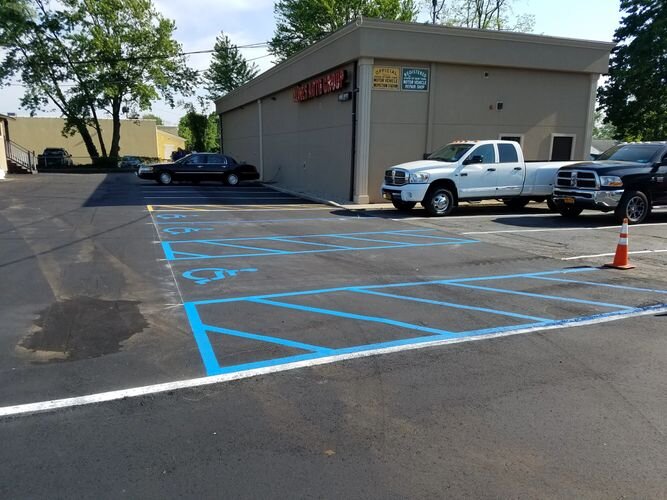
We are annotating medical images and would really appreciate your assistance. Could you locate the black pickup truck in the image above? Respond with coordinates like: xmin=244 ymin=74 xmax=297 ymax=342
xmin=552 ymin=142 xmax=667 ymax=224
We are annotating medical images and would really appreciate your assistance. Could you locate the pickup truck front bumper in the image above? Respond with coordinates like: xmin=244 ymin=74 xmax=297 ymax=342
xmin=552 ymin=188 xmax=624 ymax=211
xmin=381 ymin=184 xmax=429 ymax=203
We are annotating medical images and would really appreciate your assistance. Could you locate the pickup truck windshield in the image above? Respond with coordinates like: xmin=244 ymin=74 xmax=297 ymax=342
xmin=427 ymin=144 xmax=473 ymax=162
xmin=597 ymin=144 xmax=662 ymax=163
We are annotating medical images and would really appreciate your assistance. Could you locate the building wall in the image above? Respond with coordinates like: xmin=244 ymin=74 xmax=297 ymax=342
xmin=156 ymin=129 xmax=186 ymax=162
xmin=367 ymin=60 xmax=594 ymax=202
xmin=0 ymin=120 xmax=8 ymax=176
xmin=222 ymin=63 xmax=355 ymax=202
xmin=7 ymin=117 xmax=176 ymax=164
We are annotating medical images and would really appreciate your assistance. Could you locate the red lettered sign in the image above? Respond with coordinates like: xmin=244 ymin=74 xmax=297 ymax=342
xmin=293 ymin=69 xmax=347 ymax=102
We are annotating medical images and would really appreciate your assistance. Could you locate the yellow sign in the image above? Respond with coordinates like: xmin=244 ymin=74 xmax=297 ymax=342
xmin=373 ymin=66 xmax=400 ymax=90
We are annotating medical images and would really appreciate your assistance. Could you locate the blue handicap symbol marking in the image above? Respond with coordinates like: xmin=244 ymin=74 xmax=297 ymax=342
xmin=156 ymin=214 xmax=191 ymax=220
xmin=163 ymin=227 xmax=214 ymax=235
xmin=182 ymin=267 xmax=258 ymax=285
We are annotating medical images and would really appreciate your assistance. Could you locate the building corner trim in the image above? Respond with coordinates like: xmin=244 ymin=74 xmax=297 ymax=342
xmin=353 ymin=57 xmax=373 ymax=204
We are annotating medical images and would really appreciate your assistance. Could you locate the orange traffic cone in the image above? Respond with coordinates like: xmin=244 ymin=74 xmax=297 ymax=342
xmin=604 ymin=218 xmax=635 ymax=270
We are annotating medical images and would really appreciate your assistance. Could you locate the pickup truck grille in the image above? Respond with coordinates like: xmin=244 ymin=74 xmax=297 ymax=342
xmin=556 ymin=170 xmax=598 ymax=189
xmin=385 ymin=169 xmax=408 ymax=186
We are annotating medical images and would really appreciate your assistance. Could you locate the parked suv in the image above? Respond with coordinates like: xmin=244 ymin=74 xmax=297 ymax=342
xmin=37 ymin=148 xmax=74 ymax=168
xmin=552 ymin=142 xmax=667 ymax=223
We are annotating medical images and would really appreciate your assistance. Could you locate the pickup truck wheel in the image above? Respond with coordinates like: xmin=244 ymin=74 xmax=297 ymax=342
xmin=615 ymin=190 xmax=650 ymax=224
xmin=546 ymin=197 xmax=558 ymax=212
xmin=503 ymin=198 xmax=530 ymax=209
xmin=557 ymin=206 xmax=583 ymax=218
xmin=392 ymin=200 xmax=416 ymax=211
xmin=425 ymin=188 xmax=455 ymax=217
xmin=158 ymin=171 xmax=172 ymax=185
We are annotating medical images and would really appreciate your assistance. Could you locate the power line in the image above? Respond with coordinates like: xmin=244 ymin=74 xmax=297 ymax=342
xmin=4 ymin=54 xmax=274 ymax=87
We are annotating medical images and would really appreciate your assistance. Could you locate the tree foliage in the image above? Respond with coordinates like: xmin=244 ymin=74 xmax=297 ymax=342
xmin=269 ymin=0 xmax=418 ymax=60
xmin=0 ymin=0 xmax=196 ymax=163
xmin=598 ymin=0 xmax=667 ymax=141
xmin=427 ymin=0 xmax=534 ymax=31
xmin=178 ymin=109 xmax=219 ymax=152
xmin=593 ymin=110 xmax=617 ymax=140
xmin=204 ymin=32 xmax=259 ymax=100
xmin=141 ymin=113 xmax=164 ymax=125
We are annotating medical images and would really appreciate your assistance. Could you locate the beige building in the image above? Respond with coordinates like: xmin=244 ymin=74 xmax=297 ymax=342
xmin=5 ymin=117 xmax=185 ymax=165
xmin=216 ymin=19 xmax=613 ymax=203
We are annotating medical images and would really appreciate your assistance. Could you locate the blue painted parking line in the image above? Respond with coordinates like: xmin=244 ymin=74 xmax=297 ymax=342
xmin=352 ymin=289 xmax=550 ymax=322
xmin=161 ymin=229 xmax=478 ymax=261
xmin=250 ymin=298 xmax=459 ymax=337
xmin=205 ymin=325 xmax=334 ymax=354
xmin=180 ymin=267 xmax=667 ymax=376
xmin=444 ymin=282 xmax=635 ymax=310
xmin=268 ymin=237 xmax=353 ymax=249
xmin=328 ymin=235 xmax=415 ymax=245
xmin=527 ymin=275 xmax=667 ymax=294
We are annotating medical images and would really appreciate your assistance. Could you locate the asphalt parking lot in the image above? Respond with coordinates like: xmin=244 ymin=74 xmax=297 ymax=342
xmin=1 ymin=173 xmax=666 ymax=498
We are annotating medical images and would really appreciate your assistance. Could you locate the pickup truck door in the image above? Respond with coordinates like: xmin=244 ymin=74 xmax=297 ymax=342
xmin=650 ymin=153 xmax=667 ymax=204
xmin=494 ymin=143 xmax=525 ymax=196
xmin=457 ymin=144 xmax=498 ymax=198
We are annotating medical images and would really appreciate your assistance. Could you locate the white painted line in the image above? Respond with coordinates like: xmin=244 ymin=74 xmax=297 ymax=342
xmin=463 ymin=222 xmax=667 ymax=235
xmin=144 ymin=196 xmax=297 ymax=200
xmin=394 ymin=213 xmax=562 ymax=221
xmin=563 ymin=249 xmax=667 ymax=260
xmin=2 ymin=305 xmax=666 ymax=419
xmin=149 ymin=207 xmax=332 ymax=212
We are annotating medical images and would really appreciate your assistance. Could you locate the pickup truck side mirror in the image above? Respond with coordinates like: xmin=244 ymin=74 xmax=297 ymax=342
xmin=463 ymin=155 xmax=483 ymax=165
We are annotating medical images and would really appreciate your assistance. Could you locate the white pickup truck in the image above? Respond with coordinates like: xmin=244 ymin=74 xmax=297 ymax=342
xmin=381 ymin=140 xmax=572 ymax=216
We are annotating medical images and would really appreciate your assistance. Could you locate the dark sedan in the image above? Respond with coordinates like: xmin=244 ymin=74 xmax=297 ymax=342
xmin=136 ymin=153 xmax=259 ymax=185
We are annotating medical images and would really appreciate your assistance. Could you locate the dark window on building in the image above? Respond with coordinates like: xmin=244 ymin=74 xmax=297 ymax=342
xmin=551 ymin=136 xmax=574 ymax=161
xmin=498 ymin=143 xmax=519 ymax=163
xmin=500 ymin=135 xmax=522 ymax=145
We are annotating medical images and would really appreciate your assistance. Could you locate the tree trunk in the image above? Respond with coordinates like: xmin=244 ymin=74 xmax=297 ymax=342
xmin=109 ymin=97 xmax=122 ymax=161
xmin=72 ymin=119 xmax=101 ymax=161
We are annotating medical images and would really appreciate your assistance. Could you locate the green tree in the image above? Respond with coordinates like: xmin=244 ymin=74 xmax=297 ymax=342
xmin=204 ymin=32 xmax=259 ymax=100
xmin=0 ymin=0 xmax=196 ymax=164
xmin=178 ymin=107 xmax=219 ymax=152
xmin=141 ymin=113 xmax=164 ymax=125
xmin=592 ymin=110 xmax=617 ymax=139
xmin=598 ymin=0 xmax=666 ymax=141
xmin=269 ymin=0 xmax=418 ymax=60
xmin=428 ymin=0 xmax=534 ymax=31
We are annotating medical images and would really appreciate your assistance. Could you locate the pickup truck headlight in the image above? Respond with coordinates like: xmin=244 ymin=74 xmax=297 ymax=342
xmin=600 ymin=176 xmax=623 ymax=187
xmin=409 ymin=172 xmax=430 ymax=183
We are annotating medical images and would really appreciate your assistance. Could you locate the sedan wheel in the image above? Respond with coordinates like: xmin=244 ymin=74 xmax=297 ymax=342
xmin=158 ymin=171 xmax=172 ymax=185
xmin=226 ymin=173 xmax=240 ymax=186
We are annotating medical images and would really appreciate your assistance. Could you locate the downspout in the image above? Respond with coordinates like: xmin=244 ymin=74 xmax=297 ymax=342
xmin=218 ymin=113 xmax=223 ymax=153
xmin=349 ymin=61 xmax=358 ymax=202
xmin=257 ymin=99 xmax=264 ymax=181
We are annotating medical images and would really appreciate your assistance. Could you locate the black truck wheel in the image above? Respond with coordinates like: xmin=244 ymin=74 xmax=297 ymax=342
xmin=503 ymin=198 xmax=530 ymax=209
xmin=424 ymin=188 xmax=455 ymax=217
xmin=392 ymin=200 xmax=416 ymax=211
xmin=557 ymin=206 xmax=583 ymax=218
xmin=615 ymin=190 xmax=650 ymax=224
xmin=546 ymin=197 xmax=558 ymax=212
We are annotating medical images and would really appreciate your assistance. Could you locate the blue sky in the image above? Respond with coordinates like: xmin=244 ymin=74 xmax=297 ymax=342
xmin=1 ymin=0 xmax=623 ymax=125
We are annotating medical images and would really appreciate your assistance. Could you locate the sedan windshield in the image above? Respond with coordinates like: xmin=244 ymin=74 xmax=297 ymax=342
xmin=427 ymin=144 xmax=473 ymax=162
xmin=597 ymin=144 xmax=662 ymax=163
